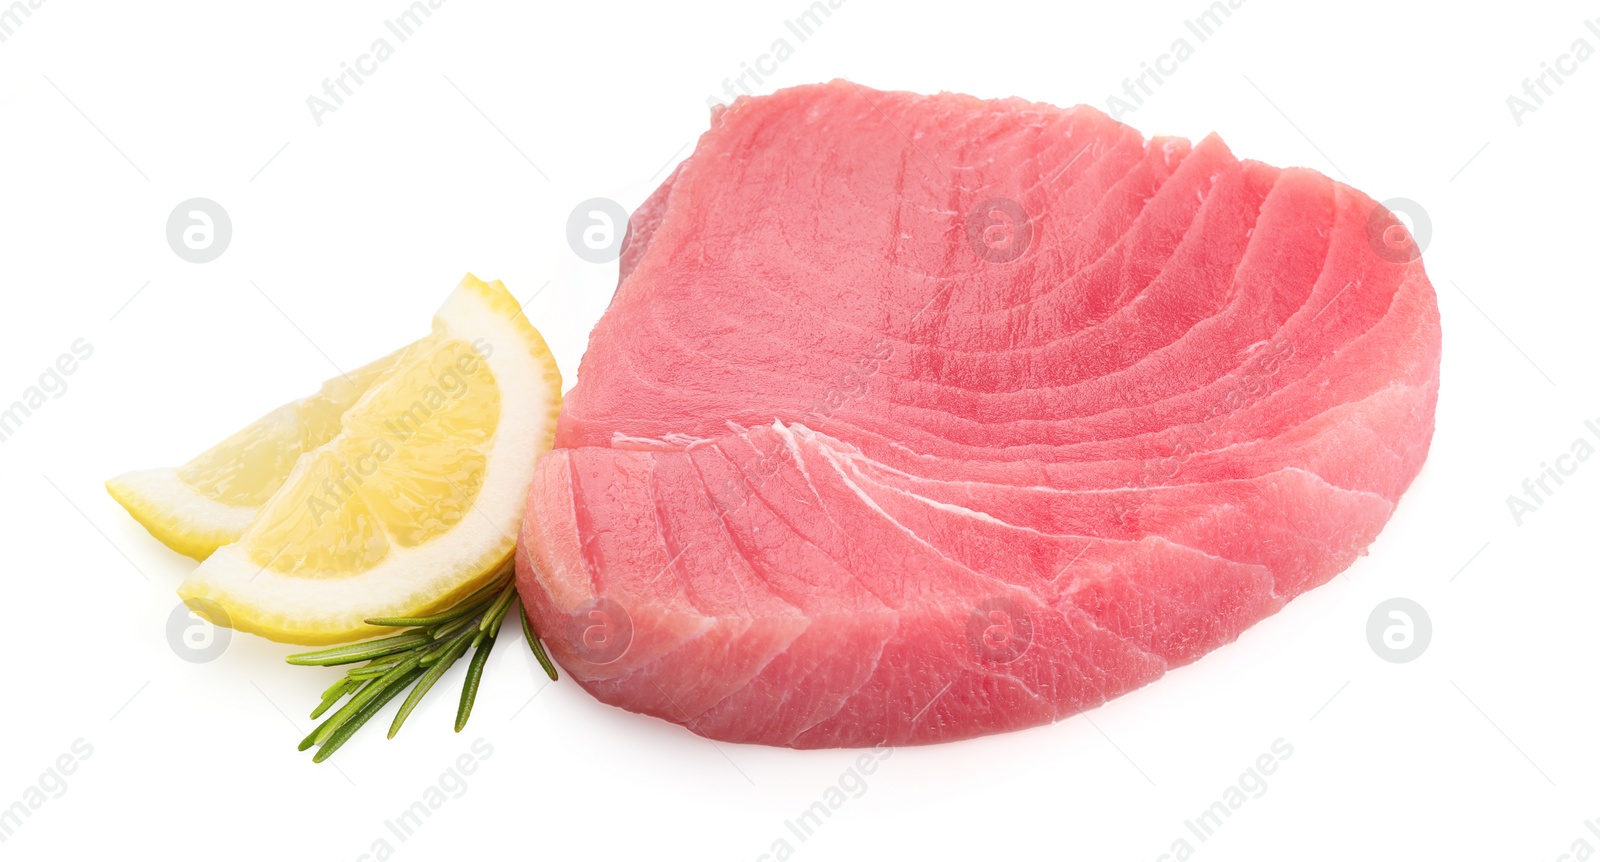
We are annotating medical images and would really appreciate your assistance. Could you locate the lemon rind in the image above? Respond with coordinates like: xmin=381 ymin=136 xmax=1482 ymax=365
xmin=105 ymin=469 xmax=256 ymax=560
xmin=176 ymin=275 xmax=562 ymax=645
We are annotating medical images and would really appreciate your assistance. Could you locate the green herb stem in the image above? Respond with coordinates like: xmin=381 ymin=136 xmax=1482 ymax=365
xmin=286 ymin=577 xmax=558 ymax=762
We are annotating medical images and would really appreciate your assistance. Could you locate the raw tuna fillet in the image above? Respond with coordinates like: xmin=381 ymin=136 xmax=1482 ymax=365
xmin=517 ymin=81 xmax=1440 ymax=748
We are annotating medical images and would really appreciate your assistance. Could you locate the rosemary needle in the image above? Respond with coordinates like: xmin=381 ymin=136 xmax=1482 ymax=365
xmin=389 ymin=637 xmax=471 ymax=739
xmin=310 ymin=678 xmax=356 ymax=721
xmin=479 ymin=584 xmax=517 ymax=634
xmin=314 ymin=668 xmax=425 ymax=763
xmin=285 ymin=573 xmax=559 ymax=762
xmin=520 ymin=602 xmax=559 ymax=682
xmin=286 ymin=630 xmax=430 ymax=667
xmin=455 ymin=630 xmax=496 ymax=733
xmin=311 ymin=653 xmax=425 ymax=747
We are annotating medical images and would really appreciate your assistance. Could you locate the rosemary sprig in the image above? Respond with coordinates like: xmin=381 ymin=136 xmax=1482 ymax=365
xmin=285 ymin=567 xmax=558 ymax=762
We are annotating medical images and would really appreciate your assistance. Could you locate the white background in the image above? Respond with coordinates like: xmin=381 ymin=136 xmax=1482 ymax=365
xmin=0 ymin=1 xmax=1593 ymax=859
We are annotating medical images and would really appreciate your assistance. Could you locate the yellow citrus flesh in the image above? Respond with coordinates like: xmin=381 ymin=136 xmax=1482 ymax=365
xmin=245 ymin=333 xmax=500 ymax=575
xmin=176 ymin=275 xmax=562 ymax=644
xmin=180 ymin=352 xmax=398 ymax=508
xmin=106 ymin=349 xmax=401 ymax=559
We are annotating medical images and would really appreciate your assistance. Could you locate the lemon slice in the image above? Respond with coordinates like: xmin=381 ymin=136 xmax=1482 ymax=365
xmin=175 ymin=275 xmax=561 ymax=644
xmin=107 ymin=351 xmax=402 ymax=560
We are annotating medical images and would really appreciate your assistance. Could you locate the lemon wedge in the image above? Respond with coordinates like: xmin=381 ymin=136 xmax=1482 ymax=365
xmin=106 ymin=351 xmax=402 ymax=560
xmin=140 ymin=275 xmax=559 ymax=644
